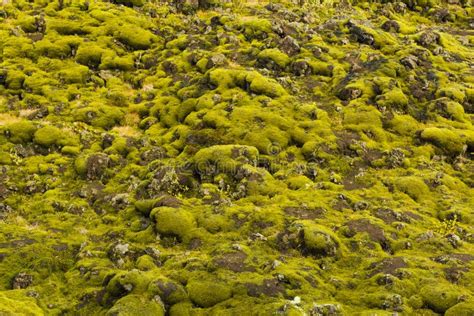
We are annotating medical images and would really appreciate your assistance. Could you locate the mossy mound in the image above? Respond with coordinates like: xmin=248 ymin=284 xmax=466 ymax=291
xmin=106 ymin=295 xmax=164 ymax=316
xmin=0 ymin=290 xmax=44 ymax=315
xmin=186 ymin=279 xmax=232 ymax=308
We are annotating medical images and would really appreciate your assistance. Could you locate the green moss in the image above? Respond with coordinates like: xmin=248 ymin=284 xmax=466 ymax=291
xmin=115 ymin=26 xmax=158 ymax=50
xmin=307 ymin=60 xmax=333 ymax=76
xmin=258 ymin=49 xmax=290 ymax=69
xmin=0 ymin=290 xmax=44 ymax=315
xmin=114 ymin=0 xmax=145 ymax=6
xmin=420 ymin=127 xmax=465 ymax=156
xmin=186 ymin=279 xmax=232 ymax=308
xmin=407 ymin=295 xmax=424 ymax=309
xmin=34 ymin=39 xmax=71 ymax=59
xmin=33 ymin=125 xmax=79 ymax=148
xmin=0 ymin=1 xmax=472 ymax=314
xmin=343 ymin=106 xmax=382 ymax=128
xmin=74 ymin=155 xmax=87 ymax=176
xmin=58 ymin=64 xmax=89 ymax=84
xmin=165 ymin=35 xmax=188 ymax=50
xmin=286 ymin=175 xmax=313 ymax=190
xmin=107 ymin=89 xmax=129 ymax=107
xmin=196 ymin=57 xmax=209 ymax=73
xmin=193 ymin=145 xmax=259 ymax=170
xmin=387 ymin=114 xmax=420 ymax=136
xmin=106 ymin=270 xmax=150 ymax=297
xmin=61 ymin=146 xmax=80 ymax=156
xmin=240 ymin=18 xmax=272 ymax=39
xmin=301 ymin=221 xmax=342 ymax=258
xmin=445 ymin=301 xmax=474 ymax=316
xmin=5 ymin=70 xmax=25 ymax=90
xmin=393 ymin=176 xmax=430 ymax=202
xmin=100 ymin=53 xmax=135 ymax=71
xmin=0 ymin=151 xmax=12 ymax=165
xmin=151 ymin=207 xmax=197 ymax=242
xmin=376 ymin=88 xmax=409 ymax=108
xmin=105 ymin=137 xmax=130 ymax=156
xmin=106 ymin=294 xmax=164 ymax=316
xmin=147 ymin=277 xmax=188 ymax=305
xmin=48 ymin=20 xmax=89 ymax=36
xmin=135 ymin=199 xmax=158 ymax=216
xmin=436 ymin=85 xmax=465 ymax=103
xmin=169 ymin=302 xmax=193 ymax=316
xmin=24 ymin=73 xmax=57 ymax=95
xmin=73 ymin=105 xmax=124 ymax=130
xmin=421 ymin=284 xmax=467 ymax=313
xmin=17 ymin=16 xmax=37 ymax=33
xmin=208 ymin=68 xmax=247 ymax=90
xmin=135 ymin=255 xmax=156 ymax=271
xmin=4 ymin=120 xmax=36 ymax=144
xmin=75 ymin=44 xmax=105 ymax=68
xmin=444 ymin=101 xmax=466 ymax=122
xmin=247 ymin=72 xmax=287 ymax=97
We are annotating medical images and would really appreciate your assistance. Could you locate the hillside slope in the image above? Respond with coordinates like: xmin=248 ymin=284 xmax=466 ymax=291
xmin=0 ymin=0 xmax=473 ymax=314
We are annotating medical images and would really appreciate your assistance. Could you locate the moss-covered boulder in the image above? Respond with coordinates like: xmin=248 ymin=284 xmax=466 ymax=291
xmin=115 ymin=26 xmax=158 ymax=50
xmin=420 ymin=127 xmax=466 ymax=156
xmin=445 ymin=301 xmax=474 ymax=316
xmin=4 ymin=121 xmax=36 ymax=144
xmin=106 ymin=295 xmax=164 ymax=316
xmin=0 ymin=290 xmax=44 ymax=315
xmin=186 ymin=279 xmax=232 ymax=308
xmin=75 ymin=44 xmax=105 ymax=68
xmin=33 ymin=125 xmax=79 ymax=148
xmin=421 ymin=284 xmax=468 ymax=313
xmin=148 ymin=277 xmax=188 ymax=305
xmin=151 ymin=207 xmax=197 ymax=242
xmin=301 ymin=222 xmax=342 ymax=258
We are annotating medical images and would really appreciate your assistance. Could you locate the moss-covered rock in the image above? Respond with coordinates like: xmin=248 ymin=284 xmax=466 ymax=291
xmin=186 ymin=279 xmax=232 ymax=308
xmin=75 ymin=44 xmax=105 ymax=68
xmin=393 ymin=176 xmax=430 ymax=202
xmin=106 ymin=294 xmax=164 ymax=316
xmin=257 ymin=48 xmax=290 ymax=70
xmin=58 ymin=64 xmax=89 ymax=84
xmin=100 ymin=53 xmax=135 ymax=71
xmin=247 ymin=72 xmax=287 ymax=97
xmin=151 ymin=207 xmax=197 ymax=242
xmin=421 ymin=284 xmax=468 ymax=313
xmin=4 ymin=121 xmax=36 ymax=144
xmin=301 ymin=222 xmax=342 ymax=258
xmin=0 ymin=290 xmax=44 ymax=315
xmin=420 ymin=127 xmax=465 ymax=156
xmin=33 ymin=125 xmax=79 ymax=148
xmin=445 ymin=301 xmax=474 ymax=316
xmin=115 ymin=26 xmax=158 ymax=50
xmin=148 ymin=277 xmax=188 ymax=305
xmin=34 ymin=39 xmax=72 ymax=59
xmin=114 ymin=0 xmax=145 ymax=7
xmin=5 ymin=70 xmax=25 ymax=90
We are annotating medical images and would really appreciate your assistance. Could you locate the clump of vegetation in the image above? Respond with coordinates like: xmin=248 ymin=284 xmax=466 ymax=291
xmin=151 ymin=207 xmax=197 ymax=242
xmin=420 ymin=127 xmax=465 ymax=156
xmin=4 ymin=120 xmax=37 ymax=144
xmin=114 ymin=25 xmax=158 ymax=50
xmin=34 ymin=125 xmax=79 ymax=147
xmin=75 ymin=44 xmax=105 ymax=68
xmin=186 ymin=278 xmax=232 ymax=308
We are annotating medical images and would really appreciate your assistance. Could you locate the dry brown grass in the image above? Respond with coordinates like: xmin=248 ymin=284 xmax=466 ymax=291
xmin=0 ymin=113 xmax=20 ymax=126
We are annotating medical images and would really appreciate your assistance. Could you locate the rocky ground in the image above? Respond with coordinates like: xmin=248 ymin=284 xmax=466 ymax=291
xmin=0 ymin=0 xmax=473 ymax=315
